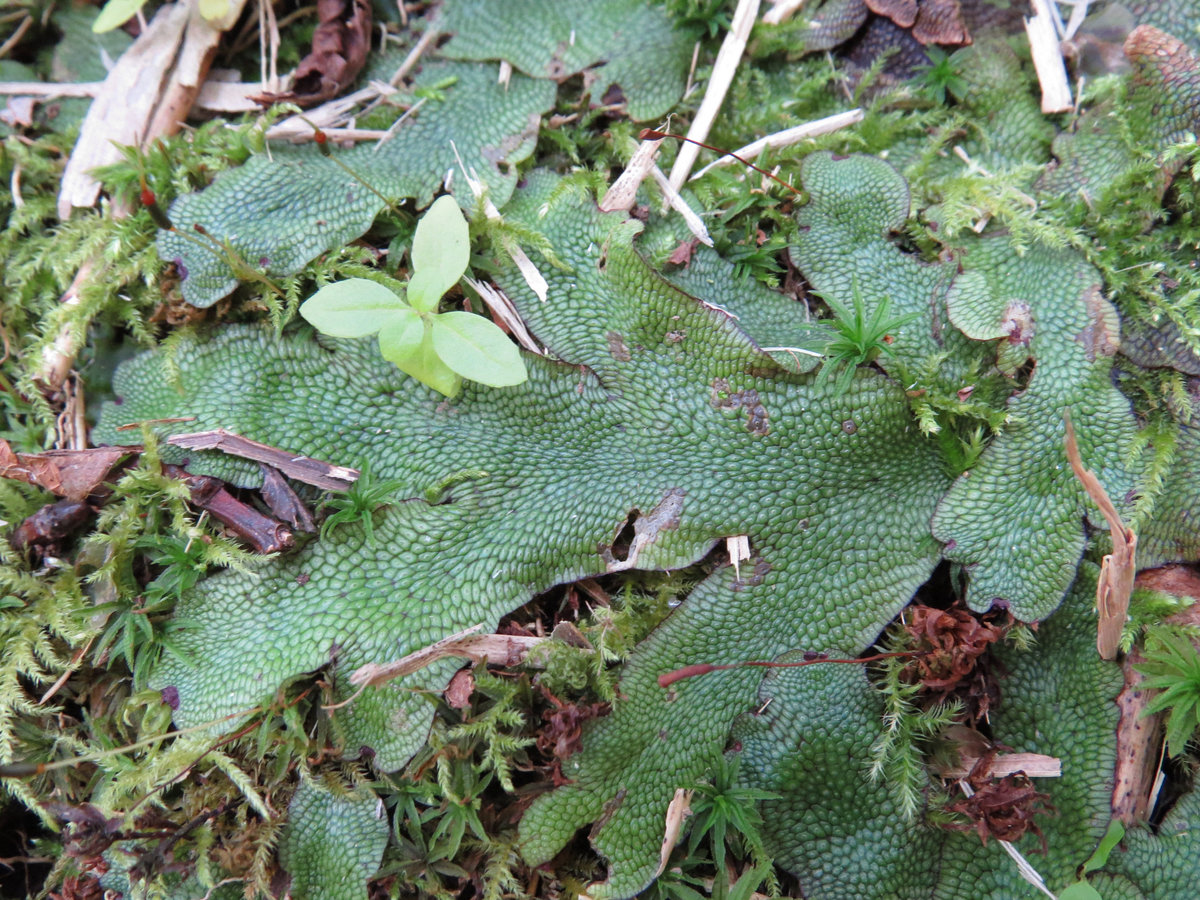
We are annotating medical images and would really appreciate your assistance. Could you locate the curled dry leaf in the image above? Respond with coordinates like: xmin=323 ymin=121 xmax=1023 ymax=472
xmin=536 ymin=688 xmax=611 ymax=786
xmin=349 ymin=625 xmax=545 ymax=688
xmin=259 ymin=464 xmax=316 ymax=533
xmin=445 ymin=669 xmax=475 ymax=709
xmin=254 ymin=0 xmax=372 ymax=107
xmin=666 ymin=238 xmax=700 ymax=267
xmin=0 ymin=440 xmax=135 ymax=501
xmin=947 ymin=753 xmax=1055 ymax=850
xmin=902 ymin=602 xmax=1010 ymax=721
xmin=656 ymin=788 xmax=694 ymax=878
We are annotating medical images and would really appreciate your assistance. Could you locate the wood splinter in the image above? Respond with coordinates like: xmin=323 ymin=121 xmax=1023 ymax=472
xmin=166 ymin=428 xmax=359 ymax=491
xmin=1063 ymin=410 xmax=1136 ymax=659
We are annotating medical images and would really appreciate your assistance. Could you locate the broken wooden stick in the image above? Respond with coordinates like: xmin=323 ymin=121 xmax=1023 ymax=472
xmin=690 ymin=109 xmax=865 ymax=180
xmin=166 ymin=429 xmax=359 ymax=491
xmin=1025 ymin=0 xmax=1073 ymax=113
xmin=164 ymin=464 xmax=292 ymax=554
xmin=348 ymin=625 xmax=545 ymax=688
xmin=667 ymin=0 xmax=760 ymax=191
xmin=938 ymin=752 xmax=1062 ymax=780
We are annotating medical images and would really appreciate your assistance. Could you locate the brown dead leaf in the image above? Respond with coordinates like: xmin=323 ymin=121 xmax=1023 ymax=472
xmin=254 ymin=0 xmax=373 ymax=107
xmin=537 ymin=690 xmax=609 ymax=756
xmin=656 ymin=788 xmax=694 ymax=878
xmin=1064 ymin=411 xmax=1136 ymax=659
xmin=0 ymin=441 xmax=134 ymax=501
xmin=445 ymin=669 xmax=475 ymax=709
xmin=666 ymin=238 xmax=700 ymax=268
xmin=947 ymin=754 xmax=1054 ymax=849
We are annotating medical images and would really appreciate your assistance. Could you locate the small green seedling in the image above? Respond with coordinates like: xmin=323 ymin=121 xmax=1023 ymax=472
xmin=299 ymin=196 xmax=528 ymax=397
xmin=1058 ymin=819 xmax=1125 ymax=899
xmin=820 ymin=283 xmax=919 ymax=394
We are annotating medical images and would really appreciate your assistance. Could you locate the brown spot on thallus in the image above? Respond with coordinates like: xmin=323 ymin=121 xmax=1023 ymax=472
xmin=297 ymin=573 xmax=310 ymax=586
xmin=665 ymin=330 xmax=686 ymax=344
xmin=732 ymin=557 xmax=771 ymax=592
xmin=589 ymin=789 xmax=627 ymax=841
xmin=710 ymin=378 xmax=770 ymax=436
xmin=606 ymin=331 xmax=632 ymax=362
xmin=1001 ymin=300 xmax=1034 ymax=346
xmin=842 ymin=419 xmax=858 ymax=435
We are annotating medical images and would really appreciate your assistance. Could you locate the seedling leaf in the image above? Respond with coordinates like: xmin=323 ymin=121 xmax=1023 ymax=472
xmin=1081 ymin=819 xmax=1126 ymax=875
xmin=1058 ymin=883 xmax=1103 ymax=900
xmin=407 ymin=268 xmax=451 ymax=315
xmin=409 ymin=195 xmax=470 ymax=311
xmin=377 ymin=308 xmax=426 ymax=366
xmin=92 ymin=0 xmax=146 ymax=33
xmin=389 ymin=330 xmax=463 ymax=398
xmin=197 ymin=0 xmax=231 ymax=23
xmin=431 ymin=312 xmax=528 ymax=387
xmin=300 ymin=278 xmax=409 ymax=338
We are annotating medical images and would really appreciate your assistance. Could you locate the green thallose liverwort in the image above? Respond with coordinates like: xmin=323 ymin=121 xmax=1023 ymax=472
xmin=299 ymin=195 xmax=528 ymax=397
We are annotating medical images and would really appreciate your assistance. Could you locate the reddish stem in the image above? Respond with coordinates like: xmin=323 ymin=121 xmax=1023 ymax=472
xmin=639 ymin=128 xmax=803 ymax=197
